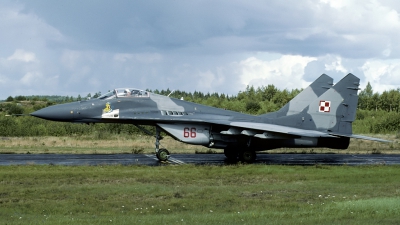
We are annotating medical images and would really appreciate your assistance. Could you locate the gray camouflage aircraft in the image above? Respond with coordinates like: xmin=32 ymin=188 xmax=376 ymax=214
xmin=31 ymin=73 xmax=388 ymax=163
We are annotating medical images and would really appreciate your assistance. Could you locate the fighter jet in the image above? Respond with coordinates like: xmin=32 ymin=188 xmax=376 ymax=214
xmin=31 ymin=73 xmax=389 ymax=163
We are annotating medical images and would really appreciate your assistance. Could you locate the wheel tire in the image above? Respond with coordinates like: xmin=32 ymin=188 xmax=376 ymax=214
xmin=156 ymin=148 xmax=170 ymax=161
xmin=224 ymin=148 xmax=238 ymax=160
xmin=239 ymin=150 xmax=256 ymax=163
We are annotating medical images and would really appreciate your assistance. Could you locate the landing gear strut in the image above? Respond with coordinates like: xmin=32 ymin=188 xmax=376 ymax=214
xmin=155 ymin=126 xmax=169 ymax=162
xmin=135 ymin=125 xmax=170 ymax=162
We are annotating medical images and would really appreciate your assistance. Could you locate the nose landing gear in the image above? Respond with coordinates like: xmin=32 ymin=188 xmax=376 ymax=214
xmin=155 ymin=126 xmax=169 ymax=162
xmin=135 ymin=125 xmax=170 ymax=162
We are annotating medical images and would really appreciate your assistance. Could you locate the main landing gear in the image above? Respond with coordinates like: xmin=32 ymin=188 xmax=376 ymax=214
xmin=224 ymin=147 xmax=257 ymax=163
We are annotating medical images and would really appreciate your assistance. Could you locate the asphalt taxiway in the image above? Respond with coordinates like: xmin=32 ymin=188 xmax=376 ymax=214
xmin=0 ymin=153 xmax=399 ymax=166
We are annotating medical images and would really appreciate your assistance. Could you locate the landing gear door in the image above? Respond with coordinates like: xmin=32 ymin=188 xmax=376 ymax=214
xmin=157 ymin=124 xmax=210 ymax=145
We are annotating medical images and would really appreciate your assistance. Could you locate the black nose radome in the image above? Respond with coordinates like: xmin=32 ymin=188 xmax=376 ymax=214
xmin=30 ymin=102 xmax=78 ymax=122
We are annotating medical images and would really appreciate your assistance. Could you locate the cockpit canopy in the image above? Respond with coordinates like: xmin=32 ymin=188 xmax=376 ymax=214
xmin=98 ymin=88 xmax=150 ymax=100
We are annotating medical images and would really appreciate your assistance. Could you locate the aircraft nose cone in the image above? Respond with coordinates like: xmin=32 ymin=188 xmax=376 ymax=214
xmin=30 ymin=103 xmax=76 ymax=121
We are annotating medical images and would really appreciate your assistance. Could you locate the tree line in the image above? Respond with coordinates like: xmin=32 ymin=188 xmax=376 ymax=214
xmin=358 ymin=82 xmax=400 ymax=112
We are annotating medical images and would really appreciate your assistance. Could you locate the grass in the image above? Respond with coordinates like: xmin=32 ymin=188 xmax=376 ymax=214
xmin=0 ymin=165 xmax=400 ymax=224
xmin=0 ymin=134 xmax=399 ymax=155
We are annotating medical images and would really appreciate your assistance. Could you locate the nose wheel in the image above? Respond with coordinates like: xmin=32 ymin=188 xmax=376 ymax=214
xmin=156 ymin=148 xmax=170 ymax=161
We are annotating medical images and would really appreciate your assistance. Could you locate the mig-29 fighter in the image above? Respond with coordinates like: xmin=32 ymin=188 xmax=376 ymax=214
xmin=31 ymin=74 xmax=389 ymax=163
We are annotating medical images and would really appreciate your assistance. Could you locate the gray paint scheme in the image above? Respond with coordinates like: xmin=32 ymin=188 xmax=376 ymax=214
xmin=260 ymin=74 xmax=333 ymax=118
xmin=31 ymin=73 xmax=389 ymax=161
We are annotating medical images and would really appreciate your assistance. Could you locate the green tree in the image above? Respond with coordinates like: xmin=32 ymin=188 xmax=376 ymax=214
xmin=371 ymin=93 xmax=380 ymax=111
xmin=6 ymin=96 xmax=14 ymax=102
xmin=261 ymin=84 xmax=278 ymax=101
xmin=272 ymin=89 xmax=291 ymax=108
xmin=245 ymin=101 xmax=261 ymax=114
xmin=93 ymin=92 xmax=101 ymax=98
xmin=15 ymin=96 xmax=26 ymax=101
xmin=7 ymin=104 xmax=24 ymax=115
xmin=359 ymin=82 xmax=373 ymax=110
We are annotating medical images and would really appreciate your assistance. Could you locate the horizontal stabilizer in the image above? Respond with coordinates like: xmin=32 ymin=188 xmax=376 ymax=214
xmin=330 ymin=133 xmax=391 ymax=143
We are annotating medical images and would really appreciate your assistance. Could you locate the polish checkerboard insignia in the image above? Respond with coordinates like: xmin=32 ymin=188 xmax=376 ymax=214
xmin=319 ymin=100 xmax=331 ymax=112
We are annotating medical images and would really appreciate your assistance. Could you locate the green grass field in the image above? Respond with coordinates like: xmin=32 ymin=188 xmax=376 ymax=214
xmin=1 ymin=164 xmax=400 ymax=224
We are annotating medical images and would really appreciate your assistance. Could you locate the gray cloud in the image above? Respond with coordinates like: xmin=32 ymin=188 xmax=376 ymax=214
xmin=1 ymin=0 xmax=400 ymax=99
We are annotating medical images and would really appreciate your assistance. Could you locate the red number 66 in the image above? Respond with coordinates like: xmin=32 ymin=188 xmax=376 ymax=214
xmin=184 ymin=127 xmax=196 ymax=138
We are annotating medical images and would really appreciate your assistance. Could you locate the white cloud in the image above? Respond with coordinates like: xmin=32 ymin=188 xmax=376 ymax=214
xmin=60 ymin=50 xmax=82 ymax=70
xmin=0 ymin=2 xmax=64 ymax=53
xmin=237 ymin=54 xmax=316 ymax=90
xmin=319 ymin=0 xmax=347 ymax=9
xmin=196 ymin=70 xmax=226 ymax=91
xmin=318 ymin=0 xmax=400 ymax=32
xmin=197 ymin=71 xmax=216 ymax=90
xmin=361 ymin=59 xmax=400 ymax=92
xmin=20 ymin=72 xmax=42 ymax=86
xmin=113 ymin=53 xmax=162 ymax=63
xmin=7 ymin=49 xmax=37 ymax=62
xmin=1 ymin=0 xmax=400 ymax=100
xmin=0 ymin=74 xmax=9 ymax=85
xmin=324 ymin=56 xmax=347 ymax=74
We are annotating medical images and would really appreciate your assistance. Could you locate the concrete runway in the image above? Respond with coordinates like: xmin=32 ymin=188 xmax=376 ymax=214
xmin=0 ymin=153 xmax=399 ymax=166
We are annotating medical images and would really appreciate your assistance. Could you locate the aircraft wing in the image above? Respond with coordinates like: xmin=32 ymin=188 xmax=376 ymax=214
xmin=214 ymin=119 xmax=390 ymax=142
xmin=147 ymin=114 xmax=389 ymax=142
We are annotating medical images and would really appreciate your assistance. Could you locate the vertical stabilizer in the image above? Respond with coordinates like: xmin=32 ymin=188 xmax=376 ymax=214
xmin=274 ymin=73 xmax=360 ymax=134
xmin=307 ymin=73 xmax=360 ymax=134
xmin=261 ymin=74 xmax=333 ymax=118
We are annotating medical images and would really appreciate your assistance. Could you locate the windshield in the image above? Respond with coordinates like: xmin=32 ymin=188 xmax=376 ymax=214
xmin=98 ymin=90 xmax=116 ymax=100
xmin=98 ymin=88 xmax=149 ymax=100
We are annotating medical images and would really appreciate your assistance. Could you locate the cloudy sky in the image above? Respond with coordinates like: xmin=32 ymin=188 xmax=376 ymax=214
xmin=1 ymin=0 xmax=400 ymax=100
